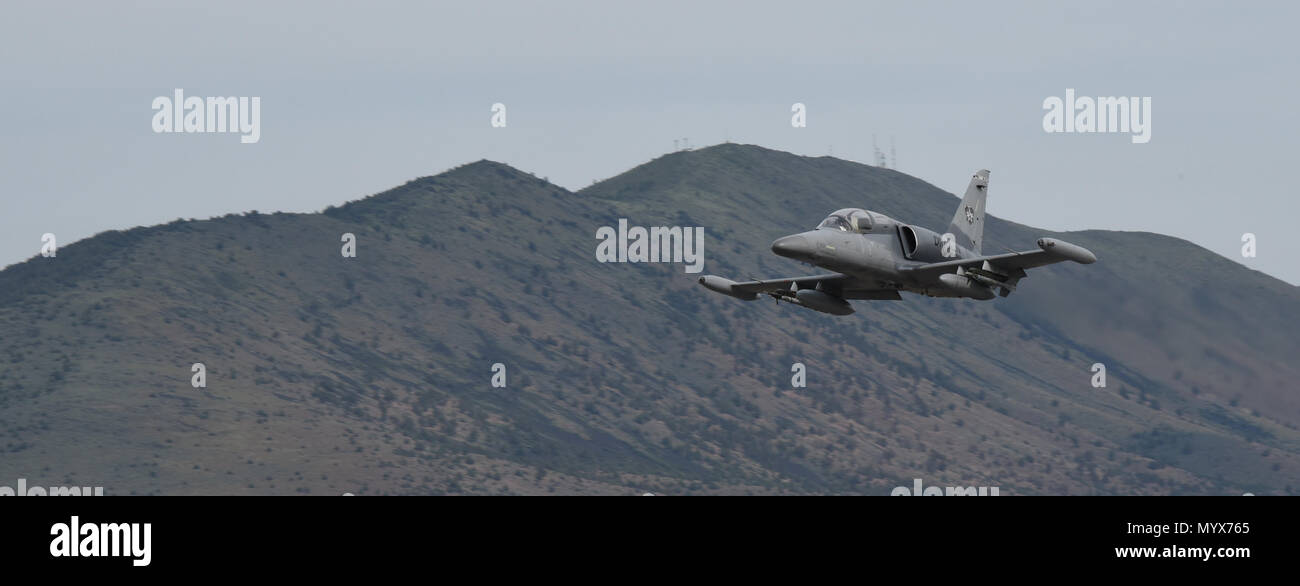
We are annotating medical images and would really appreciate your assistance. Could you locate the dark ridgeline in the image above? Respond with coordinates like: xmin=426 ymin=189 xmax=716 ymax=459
xmin=0 ymin=144 xmax=1296 ymax=495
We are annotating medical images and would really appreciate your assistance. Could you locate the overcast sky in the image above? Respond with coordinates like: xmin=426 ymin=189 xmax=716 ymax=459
xmin=3 ymin=1 xmax=1297 ymax=284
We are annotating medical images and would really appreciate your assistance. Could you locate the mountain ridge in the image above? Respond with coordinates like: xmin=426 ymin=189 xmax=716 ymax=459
xmin=0 ymin=144 xmax=1295 ymax=495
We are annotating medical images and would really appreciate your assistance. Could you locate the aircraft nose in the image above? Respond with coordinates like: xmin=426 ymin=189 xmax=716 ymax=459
xmin=771 ymin=235 xmax=811 ymax=258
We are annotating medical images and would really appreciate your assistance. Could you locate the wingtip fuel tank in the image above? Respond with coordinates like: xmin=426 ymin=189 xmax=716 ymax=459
xmin=698 ymin=276 xmax=759 ymax=300
xmin=1036 ymin=238 xmax=1097 ymax=264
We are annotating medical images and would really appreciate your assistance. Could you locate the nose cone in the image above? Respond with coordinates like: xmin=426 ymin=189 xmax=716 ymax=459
xmin=771 ymin=235 xmax=812 ymax=259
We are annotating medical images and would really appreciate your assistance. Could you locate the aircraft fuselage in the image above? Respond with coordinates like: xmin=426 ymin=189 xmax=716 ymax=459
xmin=770 ymin=214 xmax=980 ymax=298
xmin=696 ymin=170 xmax=1097 ymax=314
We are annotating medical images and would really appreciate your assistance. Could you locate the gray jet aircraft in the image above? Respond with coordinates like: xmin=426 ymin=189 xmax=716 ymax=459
xmin=698 ymin=170 xmax=1096 ymax=315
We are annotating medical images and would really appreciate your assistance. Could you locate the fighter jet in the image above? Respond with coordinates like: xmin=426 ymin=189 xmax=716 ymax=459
xmin=697 ymin=170 xmax=1096 ymax=315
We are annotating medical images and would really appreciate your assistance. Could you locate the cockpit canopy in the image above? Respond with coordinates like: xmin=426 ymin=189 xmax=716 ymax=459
xmin=817 ymin=208 xmax=888 ymax=233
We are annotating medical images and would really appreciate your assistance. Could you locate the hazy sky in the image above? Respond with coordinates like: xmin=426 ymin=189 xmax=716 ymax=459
xmin=3 ymin=1 xmax=1297 ymax=284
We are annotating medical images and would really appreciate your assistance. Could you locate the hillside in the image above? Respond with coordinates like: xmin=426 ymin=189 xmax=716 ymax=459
xmin=0 ymin=143 xmax=1296 ymax=495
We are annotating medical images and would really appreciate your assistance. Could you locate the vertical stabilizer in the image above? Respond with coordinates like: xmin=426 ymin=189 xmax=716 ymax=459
xmin=948 ymin=170 xmax=989 ymax=254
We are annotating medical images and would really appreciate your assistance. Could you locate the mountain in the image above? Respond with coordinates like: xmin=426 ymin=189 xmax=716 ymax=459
xmin=1 ymin=144 xmax=1296 ymax=495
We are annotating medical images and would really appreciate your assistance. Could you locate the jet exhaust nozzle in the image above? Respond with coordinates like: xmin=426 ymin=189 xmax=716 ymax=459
xmin=1037 ymin=238 xmax=1097 ymax=264
xmin=794 ymin=289 xmax=854 ymax=315
xmin=698 ymin=276 xmax=758 ymax=300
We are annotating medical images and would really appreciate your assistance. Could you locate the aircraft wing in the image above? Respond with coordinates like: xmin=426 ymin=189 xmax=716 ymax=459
xmin=901 ymin=250 xmax=1061 ymax=276
xmin=898 ymin=238 xmax=1097 ymax=293
xmin=698 ymin=273 xmax=902 ymax=300
xmin=729 ymin=273 xmax=847 ymax=295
